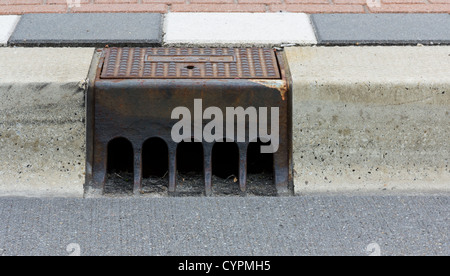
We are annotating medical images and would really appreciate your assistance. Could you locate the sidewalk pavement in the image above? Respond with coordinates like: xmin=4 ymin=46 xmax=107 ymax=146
xmin=2 ymin=13 xmax=450 ymax=47
xmin=0 ymin=194 xmax=448 ymax=256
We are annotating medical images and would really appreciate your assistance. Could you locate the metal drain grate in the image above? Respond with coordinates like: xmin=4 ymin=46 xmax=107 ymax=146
xmin=100 ymin=47 xmax=281 ymax=79
xmin=87 ymin=47 xmax=292 ymax=196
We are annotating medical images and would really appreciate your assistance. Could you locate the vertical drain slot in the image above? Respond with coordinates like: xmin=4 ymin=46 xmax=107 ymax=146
xmin=105 ymin=137 xmax=134 ymax=195
xmin=212 ymin=141 xmax=240 ymax=195
xmin=247 ymin=139 xmax=277 ymax=196
xmin=142 ymin=138 xmax=169 ymax=194
xmin=176 ymin=139 xmax=204 ymax=196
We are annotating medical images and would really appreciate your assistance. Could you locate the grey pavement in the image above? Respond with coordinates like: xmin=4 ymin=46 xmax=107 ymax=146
xmin=311 ymin=14 xmax=450 ymax=45
xmin=8 ymin=13 xmax=163 ymax=47
xmin=5 ymin=13 xmax=450 ymax=47
xmin=0 ymin=195 xmax=448 ymax=256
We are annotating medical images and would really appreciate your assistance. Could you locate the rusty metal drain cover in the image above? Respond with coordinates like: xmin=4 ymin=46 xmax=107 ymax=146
xmin=100 ymin=47 xmax=281 ymax=79
xmin=87 ymin=47 xmax=292 ymax=197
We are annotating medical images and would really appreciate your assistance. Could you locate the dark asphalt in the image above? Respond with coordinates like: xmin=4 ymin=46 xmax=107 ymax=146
xmin=0 ymin=195 xmax=448 ymax=256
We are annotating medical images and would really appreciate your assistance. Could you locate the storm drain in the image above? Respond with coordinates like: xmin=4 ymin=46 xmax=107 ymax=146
xmin=87 ymin=47 xmax=292 ymax=196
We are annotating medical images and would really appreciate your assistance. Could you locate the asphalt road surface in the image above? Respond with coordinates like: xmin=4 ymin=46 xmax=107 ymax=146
xmin=0 ymin=195 xmax=448 ymax=256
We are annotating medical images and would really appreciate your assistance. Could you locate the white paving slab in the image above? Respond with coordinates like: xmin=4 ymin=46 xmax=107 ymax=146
xmin=0 ymin=15 xmax=20 ymax=46
xmin=164 ymin=13 xmax=317 ymax=46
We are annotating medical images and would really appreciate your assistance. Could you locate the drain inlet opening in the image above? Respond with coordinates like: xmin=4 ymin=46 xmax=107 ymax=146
xmin=212 ymin=141 xmax=240 ymax=195
xmin=176 ymin=139 xmax=204 ymax=195
xmin=247 ymin=139 xmax=276 ymax=196
xmin=142 ymin=137 xmax=169 ymax=194
xmin=105 ymin=137 xmax=134 ymax=195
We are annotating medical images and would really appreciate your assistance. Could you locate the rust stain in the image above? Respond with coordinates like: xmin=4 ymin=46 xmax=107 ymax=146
xmin=250 ymin=80 xmax=288 ymax=101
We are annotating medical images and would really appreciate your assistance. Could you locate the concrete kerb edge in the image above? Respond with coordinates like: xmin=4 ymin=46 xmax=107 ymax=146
xmin=0 ymin=48 xmax=96 ymax=198
xmin=84 ymin=49 xmax=103 ymax=198
xmin=285 ymin=46 xmax=450 ymax=195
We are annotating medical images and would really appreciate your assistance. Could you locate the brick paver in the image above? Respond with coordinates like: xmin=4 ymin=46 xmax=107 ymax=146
xmin=0 ymin=0 xmax=448 ymax=14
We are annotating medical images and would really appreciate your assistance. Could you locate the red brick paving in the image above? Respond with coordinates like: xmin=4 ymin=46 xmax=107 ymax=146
xmin=0 ymin=0 xmax=448 ymax=15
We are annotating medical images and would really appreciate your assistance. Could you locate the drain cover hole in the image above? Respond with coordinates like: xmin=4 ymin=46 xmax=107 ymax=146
xmin=107 ymin=138 xmax=134 ymax=174
xmin=105 ymin=137 xmax=134 ymax=195
xmin=177 ymin=140 xmax=204 ymax=174
xmin=142 ymin=138 xmax=169 ymax=178
xmin=212 ymin=142 xmax=239 ymax=179
xmin=186 ymin=65 xmax=195 ymax=70
xmin=176 ymin=140 xmax=204 ymax=195
xmin=247 ymin=139 xmax=274 ymax=174
xmin=246 ymin=139 xmax=276 ymax=196
xmin=212 ymin=142 xmax=240 ymax=195
xmin=142 ymin=138 xmax=169 ymax=194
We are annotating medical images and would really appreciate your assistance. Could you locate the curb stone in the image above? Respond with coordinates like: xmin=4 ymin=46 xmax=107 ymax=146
xmin=0 ymin=48 xmax=95 ymax=198
xmin=285 ymin=46 xmax=450 ymax=194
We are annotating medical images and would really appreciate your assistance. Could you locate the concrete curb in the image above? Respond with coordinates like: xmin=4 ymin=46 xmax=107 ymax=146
xmin=285 ymin=46 xmax=450 ymax=194
xmin=0 ymin=48 xmax=95 ymax=198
